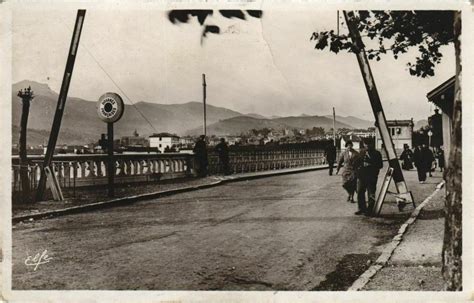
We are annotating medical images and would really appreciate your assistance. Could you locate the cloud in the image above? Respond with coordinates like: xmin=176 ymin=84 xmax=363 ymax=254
xmin=12 ymin=9 xmax=455 ymax=120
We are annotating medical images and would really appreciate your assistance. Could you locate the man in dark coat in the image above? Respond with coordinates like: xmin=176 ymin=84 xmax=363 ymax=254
xmin=193 ymin=135 xmax=208 ymax=177
xmin=413 ymin=145 xmax=426 ymax=183
xmin=437 ymin=147 xmax=445 ymax=172
xmin=355 ymin=140 xmax=383 ymax=215
xmin=413 ymin=144 xmax=433 ymax=183
xmin=215 ymin=138 xmax=231 ymax=175
xmin=324 ymin=142 xmax=337 ymax=175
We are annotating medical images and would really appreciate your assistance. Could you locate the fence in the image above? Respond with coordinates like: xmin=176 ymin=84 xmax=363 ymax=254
xmin=11 ymin=153 xmax=194 ymax=193
xmin=208 ymin=148 xmax=329 ymax=174
xmin=12 ymin=148 xmax=332 ymax=194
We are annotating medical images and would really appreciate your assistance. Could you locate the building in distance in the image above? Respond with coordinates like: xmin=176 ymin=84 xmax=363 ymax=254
xmin=375 ymin=119 xmax=414 ymax=151
xmin=149 ymin=132 xmax=180 ymax=153
xmin=120 ymin=130 xmax=149 ymax=148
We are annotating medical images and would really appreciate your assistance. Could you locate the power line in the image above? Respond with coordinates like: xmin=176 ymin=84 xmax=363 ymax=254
xmin=58 ymin=19 xmax=158 ymax=133
xmin=79 ymin=44 xmax=158 ymax=133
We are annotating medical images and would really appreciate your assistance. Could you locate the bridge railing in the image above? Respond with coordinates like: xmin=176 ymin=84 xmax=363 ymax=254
xmin=11 ymin=148 xmax=334 ymax=193
xmin=11 ymin=153 xmax=194 ymax=193
xmin=207 ymin=149 xmax=330 ymax=175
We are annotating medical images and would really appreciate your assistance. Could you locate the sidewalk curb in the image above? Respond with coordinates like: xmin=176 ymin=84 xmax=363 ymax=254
xmin=13 ymin=165 xmax=328 ymax=224
xmin=348 ymin=180 xmax=445 ymax=291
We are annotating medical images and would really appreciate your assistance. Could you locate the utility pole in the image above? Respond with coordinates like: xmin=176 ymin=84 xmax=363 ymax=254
xmin=333 ymin=107 xmax=336 ymax=146
xmin=17 ymin=86 xmax=34 ymax=201
xmin=107 ymin=122 xmax=114 ymax=197
xmin=202 ymin=73 xmax=207 ymax=137
xmin=36 ymin=10 xmax=86 ymax=202
xmin=343 ymin=10 xmax=413 ymax=207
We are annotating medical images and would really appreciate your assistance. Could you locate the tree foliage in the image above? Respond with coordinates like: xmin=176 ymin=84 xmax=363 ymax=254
xmin=168 ymin=10 xmax=263 ymax=41
xmin=311 ymin=11 xmax=454 ymax=77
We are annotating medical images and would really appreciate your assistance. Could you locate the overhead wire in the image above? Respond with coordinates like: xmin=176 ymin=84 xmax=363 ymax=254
xmin=58 ymin=17 xmax=158 ymax=133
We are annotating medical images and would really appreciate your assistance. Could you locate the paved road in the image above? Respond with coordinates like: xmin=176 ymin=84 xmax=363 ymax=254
xmin=12 ymin=167 xmax=442 ymax=290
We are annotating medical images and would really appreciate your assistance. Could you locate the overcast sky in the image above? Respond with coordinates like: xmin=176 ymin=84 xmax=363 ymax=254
xmin=13 ymin=9 xmax=455 ymax=121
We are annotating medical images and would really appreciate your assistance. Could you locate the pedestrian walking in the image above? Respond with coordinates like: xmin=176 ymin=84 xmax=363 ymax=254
xmin=413 ymin=144 xmax=433 ymax=183
xmin=423 ymin=144 xmax=435 ymax=177
xmin=215 ymin=138 xmax=231 ymax=175
xmin=355 ymin=140 xmax=383 ymax=216
xmin=193 ymin=135 xmax=209 ymax=177
xmin=324 ymin=142 xmax=337 ymax=175
xmin=399 ymin=144 xmax=414 ymax=170
xmin=437 ymin=147 xmax=445 ymax=172
xmin=336 ymin=140 xmax=358 ymax=203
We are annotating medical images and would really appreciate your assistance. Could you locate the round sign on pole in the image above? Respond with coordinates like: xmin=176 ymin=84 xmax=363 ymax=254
xmin=428 ymin=130 xmax=433 ymax=137
xmin=97 ymin=92 xmax=124 ymax=123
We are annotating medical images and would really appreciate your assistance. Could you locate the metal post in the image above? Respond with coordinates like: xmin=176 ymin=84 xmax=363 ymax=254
xmin=36 ymin=10 xmax=86 ymax=202
xmin=202 ymin=73 xmax=207 ymax=137
xmin=333 ymin=107 xmax=336 ymax=146
xmin=343 ymin=11 xmax=413 ymax=206
xmin=107 ymin=122 xmax=115 ymax=197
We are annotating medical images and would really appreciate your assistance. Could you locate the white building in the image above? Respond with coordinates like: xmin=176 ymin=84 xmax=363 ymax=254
xmin=375 ymin=119 xmax=414 ymax=151
xmin=149 ymin=133 xmax=180 ymax=153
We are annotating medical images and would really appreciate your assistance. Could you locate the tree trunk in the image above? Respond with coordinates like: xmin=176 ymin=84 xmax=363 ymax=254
xmin=442 ymin=10 xmax=462 ymax=291
xmin=19 ymin=100 xmax=31 ymax=201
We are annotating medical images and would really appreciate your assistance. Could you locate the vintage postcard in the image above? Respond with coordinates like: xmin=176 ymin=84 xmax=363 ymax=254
xmin=0 ymin=0 xmax=472 ymax=302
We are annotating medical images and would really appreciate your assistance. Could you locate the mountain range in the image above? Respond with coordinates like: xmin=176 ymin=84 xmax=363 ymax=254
xmin=12 ymin=80 xmax=381 ymax=145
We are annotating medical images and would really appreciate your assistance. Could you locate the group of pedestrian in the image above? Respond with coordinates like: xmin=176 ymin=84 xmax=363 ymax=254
xmin=328 ymin=139 xmax=445 ymax=216
xmin=193 ymin=135 xmax=231 ymax=177
xmin=326 ymin=140 xmax=383 ymax=216
xmin=400 ymin=143 xmax=444 ymax=183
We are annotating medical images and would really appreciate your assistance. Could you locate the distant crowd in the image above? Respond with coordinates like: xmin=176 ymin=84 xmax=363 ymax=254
xmin=399 ymin=143 xmax=444 ymax=181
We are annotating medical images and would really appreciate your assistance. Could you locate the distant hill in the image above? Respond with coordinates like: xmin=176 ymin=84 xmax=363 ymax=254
xmin=12 ymin=80 xmax=382 ymax=144
xmin=324 ymin=115 xmax=374 ymax=129
xmin=12 ymin=80 xmax=242 ymax=144
xmin=185 ymin=116 xmax=289 ymax=136
xmin=415 ymin=119 xmax=429 ymax=130
xmin=244 ymin=113 xmax=268 ymax=119
xmin=186 ymin=115 xmax=353 ymax=136
xmin=273 ymin=116 xmax=352 ymax=131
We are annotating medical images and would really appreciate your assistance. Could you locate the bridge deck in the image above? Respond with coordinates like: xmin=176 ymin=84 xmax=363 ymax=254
xmin=12 ymin=166 xmax=443 ymax=290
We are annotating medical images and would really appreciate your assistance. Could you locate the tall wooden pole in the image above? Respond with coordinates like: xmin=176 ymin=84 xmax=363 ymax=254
xmin=18 ymin=87 xmax=34 ymax=200
xmin=36 ymin=10 xmax=86 ymax=202
xmin=343 ymin=11 xmax=413 ymax=205
xmin=333 ymin=107 xmax=336 ymax=146
xmin=202 ymin=73 xmax=207 ymax=137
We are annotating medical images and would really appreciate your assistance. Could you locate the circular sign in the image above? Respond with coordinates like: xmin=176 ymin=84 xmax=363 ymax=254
xmin=97 ymin=92 xmax=124 ymax=123
xmin=428 ymin=130 xmax=433 ymax=137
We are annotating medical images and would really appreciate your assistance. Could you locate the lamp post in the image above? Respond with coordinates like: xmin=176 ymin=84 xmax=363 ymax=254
xmin=97 ymin=92 xmax=125 ymax=198
xmin=17 ymin=86 xmax=34 ymax=201
xmin=428 ymin=130 xmax=433 ymax=148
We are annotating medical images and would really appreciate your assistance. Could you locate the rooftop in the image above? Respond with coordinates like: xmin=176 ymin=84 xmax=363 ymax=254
xmin=149 ymin=132 xmax=180 ymax=138
xmin=426 ymin=76 xmax=455 ymax=116
xmin=386 ymin=119 xmax=414 ymax=127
